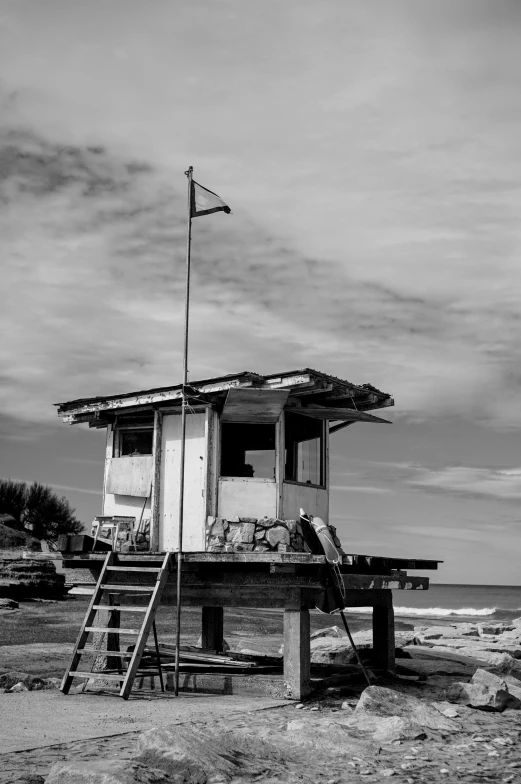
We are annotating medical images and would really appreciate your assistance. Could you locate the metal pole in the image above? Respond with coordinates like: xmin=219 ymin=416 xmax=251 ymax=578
xmin=174 ymin=165 xmax=193 ymax=696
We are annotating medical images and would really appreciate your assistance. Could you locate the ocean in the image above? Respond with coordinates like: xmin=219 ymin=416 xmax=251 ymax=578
xmin=346 ymin=584 xmax=521 ymax=625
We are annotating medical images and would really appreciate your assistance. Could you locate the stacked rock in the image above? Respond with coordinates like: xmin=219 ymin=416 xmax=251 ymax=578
xmin=206 ymin=516 xmax=345 ymax=554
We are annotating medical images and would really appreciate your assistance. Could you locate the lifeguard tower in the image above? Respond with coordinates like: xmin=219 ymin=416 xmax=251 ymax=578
xmin=56 ymin=367 xmax=439 ymax=701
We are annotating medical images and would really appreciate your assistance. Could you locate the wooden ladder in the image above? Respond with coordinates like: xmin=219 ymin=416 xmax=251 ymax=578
xmin=61 ymin=551 xmax=172 ymax=699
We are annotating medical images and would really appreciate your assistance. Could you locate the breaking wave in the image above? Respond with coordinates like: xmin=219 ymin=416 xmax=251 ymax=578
xmin=346 ymin=606 xmax=521 ymax=618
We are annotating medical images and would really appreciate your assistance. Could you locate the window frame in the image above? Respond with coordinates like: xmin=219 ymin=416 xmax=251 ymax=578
xmin=113 ymin=423 xmax=154 ymax=458
xmin=219 ymin=421 xmax=278 ymax=482
xmin=283 ymin=411 xmax=326 ymax=489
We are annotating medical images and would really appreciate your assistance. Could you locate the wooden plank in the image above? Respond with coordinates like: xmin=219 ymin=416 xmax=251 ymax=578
xmin=283 ymin=609 xmax=310 ymax=700
xmin=92 ymin=605 xmax=148 ymax=612
xmin=85 ymin=626 xmax=141 ymax=635
xmin=106 ymin=566 xmax=160 ymax=573
xmin=150 ymin=409 xmax=163 ymax=552
xmin=221 ymin=388 xmax=290 ymax=423
xmin=69 ymin=670 xmax=126 ymax=681
xmin=341 ymin=574 xmax=429 ymax=591
xmin=295 ymin=407 xmax=391 ymax=423
xmin=201 ymin=607 xmax=224 ymax=651
xmin=373 ymin=602 xmax=396 ymax=674
xmin=100 ymin=584 xmax=155 ymax=592
xmin=106 ymin=456 xmax=153 ymax=497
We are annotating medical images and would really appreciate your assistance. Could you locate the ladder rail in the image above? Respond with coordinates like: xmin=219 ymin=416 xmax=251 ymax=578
xmin=60 ymin=551 xmax=114 ymax=694
xmin=119 ymin=552 xmax=171 ymax=699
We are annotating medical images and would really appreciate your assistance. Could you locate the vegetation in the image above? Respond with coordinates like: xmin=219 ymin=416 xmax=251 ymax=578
xmin=0 ymin=479 xmax=82 ymax=547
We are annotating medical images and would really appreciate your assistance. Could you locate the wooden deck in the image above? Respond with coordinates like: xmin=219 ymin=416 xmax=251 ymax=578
xmin=60 ymin=550 xmax=438 ymax=699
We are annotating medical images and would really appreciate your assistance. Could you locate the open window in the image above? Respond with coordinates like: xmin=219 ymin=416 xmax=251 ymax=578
xmin=284 ymin=411 xmax=324 ymax=487
xmin=220 ymin=423 xmax=276 ymax=480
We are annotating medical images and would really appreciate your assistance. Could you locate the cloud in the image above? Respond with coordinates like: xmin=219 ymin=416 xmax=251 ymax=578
xmin=409 ymin=465 xmax=521 ymax=502
xmin=1 ymin=1 xmax=521 ymax=435
xmin=330 ymin=485 xmax=393 ymax=494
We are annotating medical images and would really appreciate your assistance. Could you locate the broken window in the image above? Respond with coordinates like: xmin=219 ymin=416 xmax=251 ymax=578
xmin=284 ymin=412 xmax=324 ymax=486
xmin=118 ymin=428 xmax=153 ymax=456
xmin=220 ymin=423 xmax=276 ymax=480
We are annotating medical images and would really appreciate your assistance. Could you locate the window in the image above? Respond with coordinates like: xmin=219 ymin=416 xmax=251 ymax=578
xmin=220 ymin=423 xmax=276 ymax=480
xmin=284 ymin=412 xmax=324 ymax=486
xmin=118 ymin=428 xmax=153 ymax=456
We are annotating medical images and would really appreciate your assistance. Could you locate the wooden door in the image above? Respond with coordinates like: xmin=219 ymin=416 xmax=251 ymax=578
xmin=159 ymin=412 xmax=206 ymax=551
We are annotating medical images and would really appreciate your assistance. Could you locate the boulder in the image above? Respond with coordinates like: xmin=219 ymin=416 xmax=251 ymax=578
xmin=266 ymin=526 xmax=290 ymax=548
xmin=10 ymin=777 xmax=45 ymax=784
xmin=347 ymin=685 xmax=461 ymax=741
xmin=478 ymin=623 xmax=516 ymax=637
xmin=46 ymin=760 xmax=169 ymax=783
xmin=136 ymin=724 xmax=287 ymax=781
xmin=0 ymin=597 xmax=18 ymax=609
xmin=446 ymin=668 xmax=521 ymax=712
xmin=0 ymin=557 xmax=65 ymax=599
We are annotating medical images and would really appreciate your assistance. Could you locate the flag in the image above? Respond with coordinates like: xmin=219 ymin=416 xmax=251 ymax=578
xmin=190 ymin=180 xmax=231 ymax=218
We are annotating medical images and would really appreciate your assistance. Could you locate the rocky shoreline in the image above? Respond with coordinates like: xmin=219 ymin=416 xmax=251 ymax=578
xmin=2 ymin=616 xmax=521 ymax=783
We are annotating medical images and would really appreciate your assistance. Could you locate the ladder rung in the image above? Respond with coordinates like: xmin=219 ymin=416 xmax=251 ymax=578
xmin=100 ymin=584 xmax=155 ymax=592
xmin=77 ymin=648 xmax=132 ymax=657
xmin=68 ymin=671 xmax=126 ymax=681
xmin=68 ymin=669 xmax=162 ymax=680
xmin=92 ymin=605 xmax=148 ymax=612
xmin=85 ymin=626 xmax=141 ymax=635
xmin=106 ymin=567 xmax=161 ymax=573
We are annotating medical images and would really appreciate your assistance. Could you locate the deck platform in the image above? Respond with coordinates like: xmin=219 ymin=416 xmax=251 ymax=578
xmin=61 ymin=551 xmax=439 ymax=699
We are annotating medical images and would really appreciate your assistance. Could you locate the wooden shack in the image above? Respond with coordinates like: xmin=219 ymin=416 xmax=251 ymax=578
xmin=56 ymin=368 xmax=394 ymax=554
xmin=56 ymin=368 xmax=440 ymax=700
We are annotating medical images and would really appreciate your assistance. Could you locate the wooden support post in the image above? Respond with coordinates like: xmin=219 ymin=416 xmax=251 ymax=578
xmin=372 ymin=593 xmax=395 ymax=673
xmin=283 ymin=609 xmax=310 ymax=700
xmin=201 ymin=606 xmax=224 ymax=651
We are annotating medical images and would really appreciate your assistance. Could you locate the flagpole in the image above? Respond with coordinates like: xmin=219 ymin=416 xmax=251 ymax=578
xmin=174 ymin=165 xmax=193 ymax=696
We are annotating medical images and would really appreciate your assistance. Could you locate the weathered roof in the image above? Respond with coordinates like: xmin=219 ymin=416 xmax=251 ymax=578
xmin=56 ymin=367 xmax=393 ymax=424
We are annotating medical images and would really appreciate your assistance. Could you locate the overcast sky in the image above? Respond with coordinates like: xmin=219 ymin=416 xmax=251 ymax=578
xmin=1 ymin=0 xmax=520 ymax=585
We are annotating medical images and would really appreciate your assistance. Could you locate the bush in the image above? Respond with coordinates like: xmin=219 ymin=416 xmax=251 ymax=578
xmin=0 ymin=479 xmax=82 ymax=547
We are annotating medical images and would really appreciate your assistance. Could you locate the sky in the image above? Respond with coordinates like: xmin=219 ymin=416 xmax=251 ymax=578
xmin=1 ymin=0 xmax=520 ymax=585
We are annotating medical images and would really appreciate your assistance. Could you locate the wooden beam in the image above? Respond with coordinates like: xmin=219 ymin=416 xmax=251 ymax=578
xmin=201 ymin=606 xmax=224 ymax=651
xmin=373 ymin=599 xmax=396 ymax=673
xmin=283 ymin=609 xmax=310 ymax=700
xmin=150 ymin=410 xmax=163 ymax=552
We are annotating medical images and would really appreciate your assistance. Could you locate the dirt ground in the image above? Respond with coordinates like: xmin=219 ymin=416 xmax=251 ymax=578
xmin=2 ymin=601 xmax=521 ymax=783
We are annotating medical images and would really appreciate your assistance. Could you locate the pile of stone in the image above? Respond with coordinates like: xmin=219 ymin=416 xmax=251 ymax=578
xmin=412 ymin=618 xmax=521 ymax=675
xmin=206 ymin=515 xmax=345 ymax=554
xmin=0 ymin=556 xmax=66 ymax=599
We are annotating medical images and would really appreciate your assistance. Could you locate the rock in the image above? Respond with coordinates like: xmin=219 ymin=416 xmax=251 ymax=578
xmin=9 ymin=682 xmax=29 ymax=692
xmin=0 ymin=671 xmax=46 ymax=690
xmin=43 ymin=677 xmax=62 ymax=689
xmin=266 ymin=526 xmax=290 ymax=548
xmin=478 ymin=624 xmax=515 ymax=636
xmin=254 ymin=530 xmax=266 ymax=540
xmin=10 ymin=776 xmax=46 ymax=784
xmin=380 ymin=769 xmax=396 ymax=777
xmin=341 ymin=700 xmax=353 ymax=711
xmin=257 ymin=517 xmax=276 ymax=528
xmin=311 ymin=636 xmax=356 ymax=666
xmin=285 ymin=520 xmax=297 ymax=533
xmin=0 ymin=597 xmax=18 ymax=609
xmin=347 ymin=686 xmax=460 ymax=741
xmin=227 ymin=522 xmax=256 ymax=544
xmin=226 ymin=516 xmax=240 ymax=523
xmin=239 ymin=517 xmax=258 ymax=524
xmin=210 ymin=519 xmax=227 ymax=537
xmin=446 ymin=669 xmax=521 ymax=711
xmin=234 ymin=543 xmax=254 ymax=552
xmin=46 ymin=760 xmax=169 ymax=783
xmin=310 ymin=625 xmax=345 ymax=641
xmin=136 ymin=724 xmax=286 ymax=781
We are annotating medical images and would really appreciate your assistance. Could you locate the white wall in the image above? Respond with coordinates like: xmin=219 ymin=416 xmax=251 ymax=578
xmin=218 ymin=478 xmax=278 ymax=520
